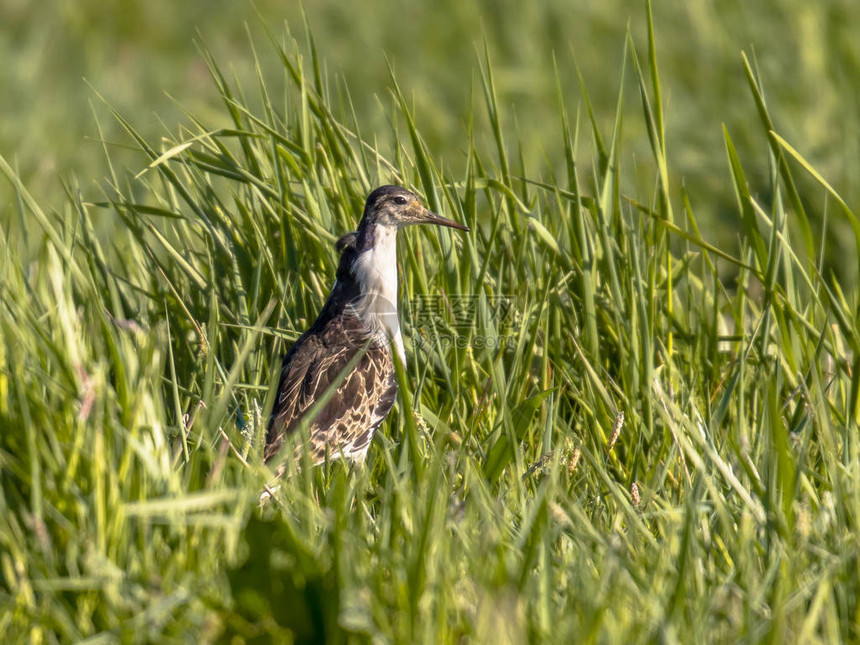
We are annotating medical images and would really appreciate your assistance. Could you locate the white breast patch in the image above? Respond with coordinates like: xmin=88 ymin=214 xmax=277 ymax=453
xmin=353 ymin=226 xmax=405 ymax=359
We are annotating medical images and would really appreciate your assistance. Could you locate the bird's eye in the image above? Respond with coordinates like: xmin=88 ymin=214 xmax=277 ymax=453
xmin=393 ymin=195 xmax=408 ymax=206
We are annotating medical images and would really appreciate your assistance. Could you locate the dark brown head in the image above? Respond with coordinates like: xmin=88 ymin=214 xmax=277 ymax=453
xmin=355 ymin=186 xmax=468 ymax=250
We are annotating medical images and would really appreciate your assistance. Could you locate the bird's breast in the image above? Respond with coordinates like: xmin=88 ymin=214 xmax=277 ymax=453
xmin=352 ymin=228 xmax=403 ymax=357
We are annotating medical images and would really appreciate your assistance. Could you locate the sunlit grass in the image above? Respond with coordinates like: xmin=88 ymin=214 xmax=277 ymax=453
xmin=2 ymin=6 xmax=859 ymax=642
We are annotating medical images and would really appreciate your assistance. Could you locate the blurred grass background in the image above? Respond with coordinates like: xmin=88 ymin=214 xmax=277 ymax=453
xmin=3 ymin=0 xmax=859 ymax=275
xmin=3 ymin=1 xmax=860 ymax=641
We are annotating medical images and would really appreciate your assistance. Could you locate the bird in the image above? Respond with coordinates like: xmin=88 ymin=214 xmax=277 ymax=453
xmin=264 ymin=185 xmax=469 ymax=471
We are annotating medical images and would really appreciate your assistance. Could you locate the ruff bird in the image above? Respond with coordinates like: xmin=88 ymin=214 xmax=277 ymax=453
xmin=265 ymin=185 xmax=468 ymax=469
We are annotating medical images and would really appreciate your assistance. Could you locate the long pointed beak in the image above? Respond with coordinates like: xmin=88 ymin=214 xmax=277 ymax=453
xmin=417 ymin=208 xmax=470 ymax=232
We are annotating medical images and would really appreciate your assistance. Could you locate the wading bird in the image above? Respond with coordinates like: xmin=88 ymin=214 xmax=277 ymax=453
xmin=264 ymin=185 xmax=469 ymax=472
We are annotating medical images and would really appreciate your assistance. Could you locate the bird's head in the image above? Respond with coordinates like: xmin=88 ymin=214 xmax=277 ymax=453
xmin=357 ymin=186 xmax=469 ymax=242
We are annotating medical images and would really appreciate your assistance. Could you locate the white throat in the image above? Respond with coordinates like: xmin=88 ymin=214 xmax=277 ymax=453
xmin=353 ymin=226 xmax=405 ymax=358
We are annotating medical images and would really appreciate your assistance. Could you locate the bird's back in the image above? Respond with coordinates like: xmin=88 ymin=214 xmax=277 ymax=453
xmin=265 ymin=245 xmax=398 ymax=466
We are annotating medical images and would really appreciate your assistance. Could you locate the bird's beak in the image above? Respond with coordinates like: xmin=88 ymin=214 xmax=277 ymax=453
xmin=416 ymin=207 xmax=470 ymax=232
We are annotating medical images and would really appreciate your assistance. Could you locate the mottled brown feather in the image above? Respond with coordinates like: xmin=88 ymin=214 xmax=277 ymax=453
xmin=265 ymin=303 xmax=397 ymax=466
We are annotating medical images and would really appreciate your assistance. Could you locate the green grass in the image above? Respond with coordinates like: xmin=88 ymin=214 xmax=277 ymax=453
xmin=5 ymin=0 xmax=860 ymax=273
xmin=2 ymin=6 xmax=860 ymax=642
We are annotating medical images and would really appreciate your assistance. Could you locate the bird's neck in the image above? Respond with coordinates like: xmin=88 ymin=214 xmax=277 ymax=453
xmin=351 ymin=225 xmax=404 ymax=356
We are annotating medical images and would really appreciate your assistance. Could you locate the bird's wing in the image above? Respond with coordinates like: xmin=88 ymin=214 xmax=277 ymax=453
xmin=265 ymin=317 xmax=396 ymax=465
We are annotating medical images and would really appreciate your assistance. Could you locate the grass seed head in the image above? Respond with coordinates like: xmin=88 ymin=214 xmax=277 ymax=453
xmin=608 ymin=411 xmax=625 ymax=451
xmin=568 ymin=448 xmax=581 ymax=474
